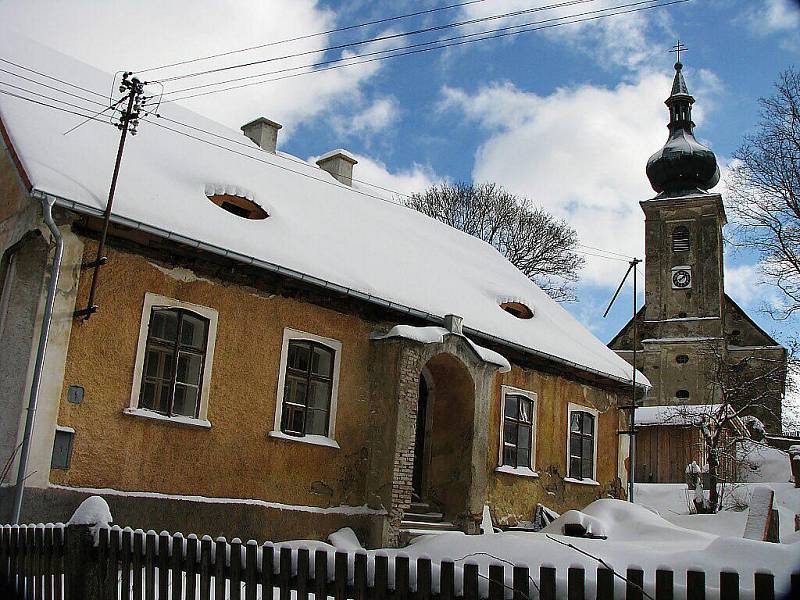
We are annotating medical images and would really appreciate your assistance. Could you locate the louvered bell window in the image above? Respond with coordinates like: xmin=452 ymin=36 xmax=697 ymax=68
xmin=672 ymin=225 xmax=690 ymax=252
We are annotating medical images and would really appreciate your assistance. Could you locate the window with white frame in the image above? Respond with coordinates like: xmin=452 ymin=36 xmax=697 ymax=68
xmin=129 ymin=293 xmax=218 ymax=425
xmin=499 ymin=387 xmax=536 ymax=470
xmin=273 ymin=329 xmax=342 ymax=441
xmin=567 ymin=404 xmax=598 ymax=481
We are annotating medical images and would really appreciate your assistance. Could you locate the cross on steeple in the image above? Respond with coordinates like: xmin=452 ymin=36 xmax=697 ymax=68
xmin=670 ymin=39 xmax=688 ymax=64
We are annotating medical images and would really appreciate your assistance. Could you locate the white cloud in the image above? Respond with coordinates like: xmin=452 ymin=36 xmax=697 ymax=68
xmin=725 ymin=263 xmax=761 ymax=305
xmin=747 ymin=0 xmax=800 ymax=35
xmin=332 ymin=96 xmax=400 ymax=139
xmin=440 ymin=72 xmax=680 ymax=285
xmin=458 ymin=0 xmax=666 ymax=70
xmin=0 ymin=0 xmax=390 ymax=137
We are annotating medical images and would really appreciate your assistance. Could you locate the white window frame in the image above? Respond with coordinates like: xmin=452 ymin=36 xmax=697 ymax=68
xmin=495 ymin=386 xmax=538 ymax=478
xmin=564 ymin=402 xmax=600 ymax=486
xmin=270 ymin=328 xmax=342 ymax=449
xmin=127 ymin=293 xmax=218 ymax=428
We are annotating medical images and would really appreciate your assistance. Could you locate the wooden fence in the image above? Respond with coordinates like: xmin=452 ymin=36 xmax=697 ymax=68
xmin=2 ymin=522 xmax=798 ymax=600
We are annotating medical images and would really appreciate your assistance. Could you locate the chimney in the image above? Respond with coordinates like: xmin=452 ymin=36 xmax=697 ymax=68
xmin=241 ymin=117 xmax=282 ymax=153
xmin=316 ymin=149 xmax=358 ymax=186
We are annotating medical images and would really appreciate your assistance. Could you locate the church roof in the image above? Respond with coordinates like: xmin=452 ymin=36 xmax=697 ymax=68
xmin=0 ymin=32 xmax=647 ymax=389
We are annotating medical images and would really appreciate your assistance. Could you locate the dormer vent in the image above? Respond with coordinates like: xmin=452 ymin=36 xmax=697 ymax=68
xmin=241 ymin=117 xmax=282 ymax=153
xmin=316 ymin=149 xmax=357 ymax=186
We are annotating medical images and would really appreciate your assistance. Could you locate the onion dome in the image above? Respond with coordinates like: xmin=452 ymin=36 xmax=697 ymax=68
xmin=646 ymin=62 xmax=720 ymax=195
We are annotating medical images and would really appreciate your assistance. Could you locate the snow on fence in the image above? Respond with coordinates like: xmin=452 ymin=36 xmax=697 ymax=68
xmin=1 ymin=522 xmax=799 ymax=600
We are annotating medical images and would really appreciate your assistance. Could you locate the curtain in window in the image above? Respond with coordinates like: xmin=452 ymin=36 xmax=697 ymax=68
xmin=139 ymin=307 xmax=209 ymax=418
xmin=502 ymin=394 xmax=533 ymax=468
xmin=281 ymin=341 xmax=335 ymax=436
xmin=569 ymin=410 xmax=595 ymax=479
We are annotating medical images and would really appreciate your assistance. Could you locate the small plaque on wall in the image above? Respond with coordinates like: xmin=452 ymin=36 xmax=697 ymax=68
xmin=67 ymin=385 xmax=84 ymax=404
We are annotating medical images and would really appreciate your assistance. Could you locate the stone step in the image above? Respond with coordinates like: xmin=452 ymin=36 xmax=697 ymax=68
xmin=399 ymin=519 xmax=458 ymax=531
xmin=410 ymin=501 xmax=434 ymax=513
xmin=402 ymin=511 xmax=444 ymax=523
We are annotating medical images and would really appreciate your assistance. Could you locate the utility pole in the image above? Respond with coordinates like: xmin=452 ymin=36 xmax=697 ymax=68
xmin=604 ymin=257 xmax=642 ymax=503
xmin=75 ymin=72 xmax=143 ymax=319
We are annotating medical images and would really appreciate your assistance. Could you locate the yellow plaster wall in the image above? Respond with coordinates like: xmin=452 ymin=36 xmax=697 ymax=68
xmin=52 ymin=240 xmax=376 ymax=509
xmin=487 ymin=367 xmax=624 ymax=524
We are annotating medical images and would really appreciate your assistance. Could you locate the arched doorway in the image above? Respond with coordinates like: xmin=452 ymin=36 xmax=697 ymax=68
xmin=412 ymin=353 xmax=475 ymax=522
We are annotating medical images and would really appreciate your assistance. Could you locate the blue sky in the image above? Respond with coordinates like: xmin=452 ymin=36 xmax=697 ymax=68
xmin=1 ymin=0 xmax=798 ymax=345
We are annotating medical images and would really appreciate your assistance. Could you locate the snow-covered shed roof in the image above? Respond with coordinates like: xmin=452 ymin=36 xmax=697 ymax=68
xmin=0 ymin=33 xmax=648 ymax=388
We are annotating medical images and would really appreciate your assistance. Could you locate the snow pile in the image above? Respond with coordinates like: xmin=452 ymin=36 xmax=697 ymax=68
xmin=636 ymin=404 xmax=722 ymax=426
xmin=635 ymin=482 xmax=800 ymax=543
xmin=321 ymin=500 xmax=797 ymax=596
xmin=67 ymin=495 xmax=112 ymax=527
xmin=0 ymin=31 xmax=646 ymax=389
xmin=738 ymin=441 xmax=792 ymax=483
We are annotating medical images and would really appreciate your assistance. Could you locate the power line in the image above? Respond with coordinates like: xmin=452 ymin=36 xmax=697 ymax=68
xmin=153 ymin=0 xmax=601 ymax=85
xmin=134 ymin=0 xmax=492 ymax=75
xmin=158 ymin=0 xmax=599 ymax=99
xmin=0 ymin=58 xmax=107 ymax=99
xmin=0 ymin=81 xmax=111 ymax=116
xmin=155 ymin=0 xmax=690 ymax=104
xmin=0 ymin=88 xmax=119 ymax=125
xmin=0 ymin=67 xmax=108 ymax=108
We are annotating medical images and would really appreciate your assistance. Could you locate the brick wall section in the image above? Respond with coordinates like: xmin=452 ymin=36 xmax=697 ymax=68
xmin=386 ymin=345 xmax=422 ymax=544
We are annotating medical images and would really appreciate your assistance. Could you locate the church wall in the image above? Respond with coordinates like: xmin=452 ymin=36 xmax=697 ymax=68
xmin=485 ymin=366 xmax=625 ymax=526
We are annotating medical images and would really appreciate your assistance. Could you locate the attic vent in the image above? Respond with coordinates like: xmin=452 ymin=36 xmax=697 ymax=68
xmin=500 ymin=301 xmax=533 ymax=320
xmin=208 ymin=194 xmax=268 ymax=220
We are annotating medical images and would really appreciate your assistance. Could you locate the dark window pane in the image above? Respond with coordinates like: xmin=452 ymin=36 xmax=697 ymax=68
xmin=582 ymin=454 xmax=593 ymax=480
xmin=583 ymin=413 xmax=594 ymax=435
xmin=140 ymin=381 xmax=156 ymax=410
xmin=288 ymin=342 xmax=311 ymax=372
xmin=517 ymin=448 xmax=530 ymax=469
xmin=180 ymin=313 xmax=208 ymax=350
xmin=151 ymin=309 xmax=178 ymax=343
xmin=311 ymin=346 xmax=334 ymax=378
xmin=504 ymin=421 xmax=518 ymax=446
xmin=308 ymin=379 xmax=331 ymax=411
xmin=282 ymin=404 xmax=305 ymax=434
xmin=570 ymin=433 xmax=582 ymax=460
xmin=582 ymin=437 xmax=593 ymax=469
xmin=518 ymin=398 xmax=532 ymax=423
xmin=503 ymin=445 xmax=516 ymax=467
xmin=570 ymin=456 xmax=581 ymax=479
xmin=518 ymin=425 xmax=531 ymax=450
xmin=305 ymin=409 xmax=329 ymax=436
xmin=176 ymin=352 xmax=203 ymax=386
xmin=284 ymin=374 xmax=307 ymax=404
xmin=504 ymin=395 xmax=518 ymax=419
xmin=570 ymin=412 xmax=582 ymax=432
xmin=173 ymin=384 xmax=199 ymax=417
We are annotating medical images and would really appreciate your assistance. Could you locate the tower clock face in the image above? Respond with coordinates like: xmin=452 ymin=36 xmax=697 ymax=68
xmin=672 ymin=267 xmax=692 ymax=289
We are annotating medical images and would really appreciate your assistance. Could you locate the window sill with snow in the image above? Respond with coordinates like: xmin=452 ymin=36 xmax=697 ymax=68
xmin=495 ymin=465 xmax=539 ymax=478
xmin=268 ymin=430 xmax=340 ymax=449
xmin=123 ymin=407 xmax=211 ymax=429
xmin=563 ymin=477 xmax=600 ymax=486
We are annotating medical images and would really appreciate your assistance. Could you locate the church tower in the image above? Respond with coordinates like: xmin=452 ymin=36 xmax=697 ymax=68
xmin=639 ymin=60 xmax=727 ymax=407
xmin=608 ymin=56 xmax=786 ymax=460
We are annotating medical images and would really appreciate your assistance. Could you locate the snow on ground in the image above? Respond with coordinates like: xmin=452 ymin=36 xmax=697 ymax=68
xmin=635 ymin=482 xmax=800 ymax=543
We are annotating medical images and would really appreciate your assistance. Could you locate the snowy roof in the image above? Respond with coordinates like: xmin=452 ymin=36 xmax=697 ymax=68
xmin=637 ymin=404 xmax=727 ymax=426
xmin=0 ymin=33 xmax=648 ymax=388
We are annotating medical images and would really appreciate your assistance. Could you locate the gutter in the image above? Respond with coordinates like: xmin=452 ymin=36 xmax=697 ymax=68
xmin=12 ymin=194 xmax=63 ymax=523
xmin=35 ymin=190 xmax=647 ymax=391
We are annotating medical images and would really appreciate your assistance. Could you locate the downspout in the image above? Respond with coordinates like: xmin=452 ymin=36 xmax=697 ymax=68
xmin=11 ymin=195 xmax=63 ymax=523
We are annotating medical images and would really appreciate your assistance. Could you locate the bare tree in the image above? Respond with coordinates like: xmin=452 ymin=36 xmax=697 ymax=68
xmin=405 ymin=182 xmax=585 ymax=301
xmin=727 ymin=68 xmax=800 ymax=319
